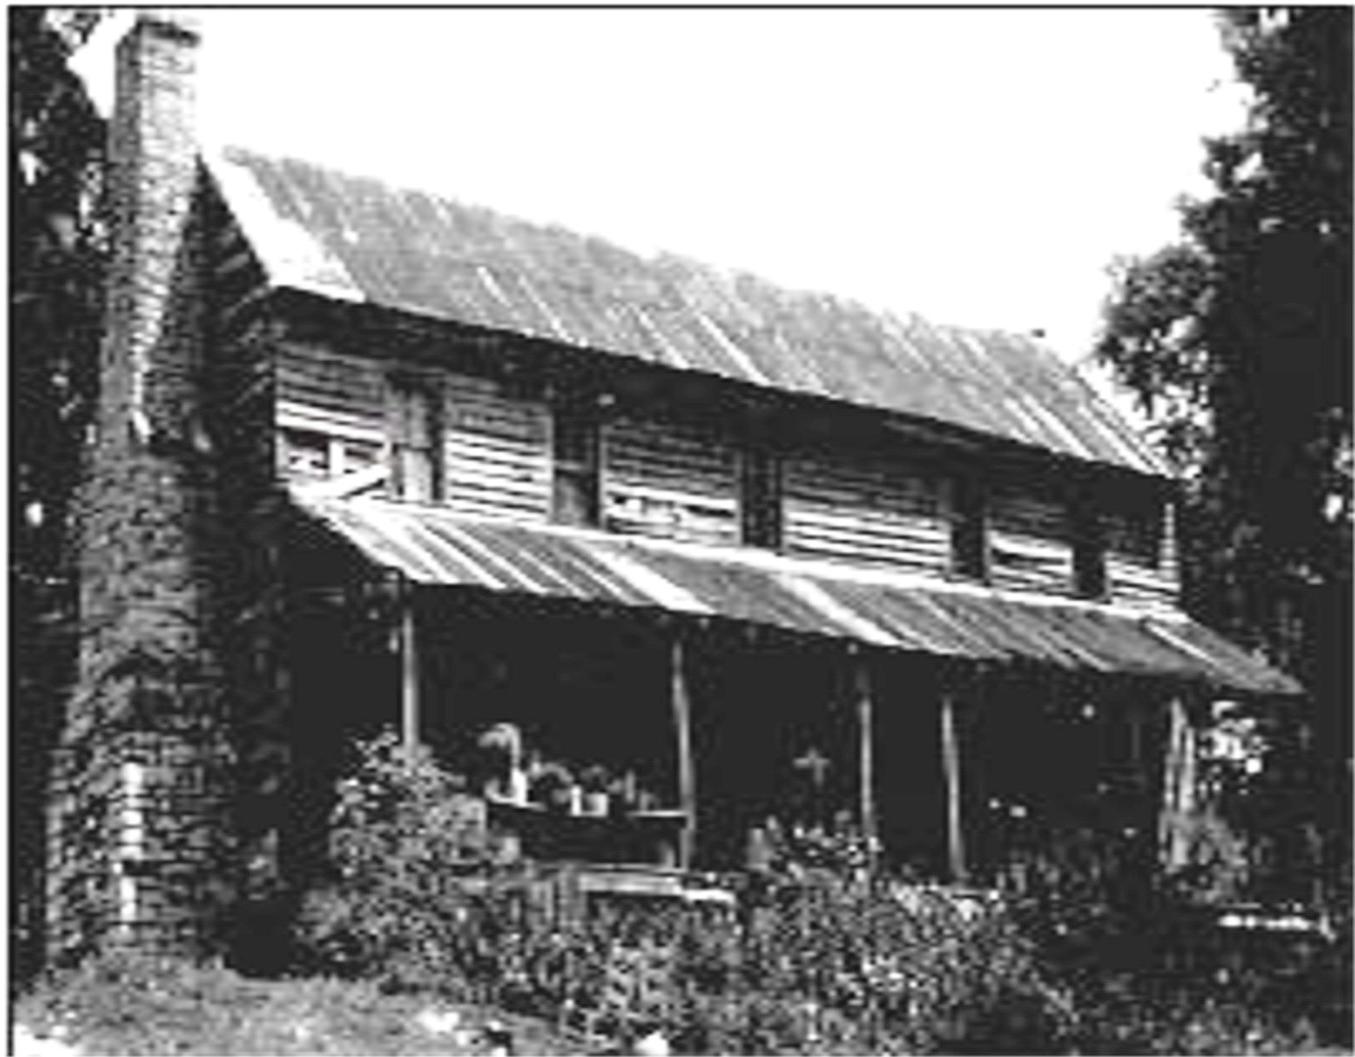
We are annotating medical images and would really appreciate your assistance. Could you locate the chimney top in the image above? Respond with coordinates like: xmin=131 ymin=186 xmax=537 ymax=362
xmin=133 ymin=9 xmax=201 ymax=44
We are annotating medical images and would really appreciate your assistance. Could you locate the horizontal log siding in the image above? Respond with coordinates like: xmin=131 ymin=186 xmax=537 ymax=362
xmin=602 ymin=419 xmax=739 ymax=545
xmin=275 ymin=343 xmax=386 ymax=486
xmin=988 ymin=482 xmax=1076 ymax=596
xmin=1105 ymin=499 xmax=1179 ymax=609
xmin=782 ymin=453 xmax=950 ymax=573
xmin=277 ymin=341 xmax=386 ymax=435
xmin=444 ymin=374 xmax=551 ymax=521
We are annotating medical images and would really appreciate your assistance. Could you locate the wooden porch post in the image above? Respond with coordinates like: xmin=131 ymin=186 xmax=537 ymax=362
xmin=671 ymin=634 xmax=696 ymax=870
xmin=940 ymin=691 xmax=967 ymax=883
xmin=1159 ymin=693 xmax=1198 ymax=872
xmin=853 ymin=648 xmax=878 ymax=867
xmin=399 ymin=584 xmax=420 ymax=756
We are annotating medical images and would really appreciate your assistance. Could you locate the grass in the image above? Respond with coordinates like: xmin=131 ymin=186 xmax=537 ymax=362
xmin=14 ymin=963 xmax=1350 ymax=1056
xmin=14 ymin=957 xmax=587 ymax=1056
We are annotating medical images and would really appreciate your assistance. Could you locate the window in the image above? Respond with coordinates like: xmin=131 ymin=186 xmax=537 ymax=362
xmin=951 ymin=474 xmax=989 ymax=580
xmin=740 ymin=446 xmax=782 ymax=549
xmin=280 ymin=428 xmax=330 ymax=479
xmin=1103 ymin=484 xmax=1164 ymax=568
xmin=1073 ymin=500 xmax=1107 ymax=600
xmin=279 ymin=426 xmax=382 ymax=480
xmin=1105 ymin=507 xmax=1162 ymax=567
xmin=337 ymin=438 xmax=382 ymax=475
xmin=389 ymin=375 xmax=442 ymax=502
xmin=552 ymin=404 xmax=600 ymax=526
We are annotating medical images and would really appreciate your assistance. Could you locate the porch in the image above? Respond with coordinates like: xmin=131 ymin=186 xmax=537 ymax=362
xmin=274 ymin=491 xmax=1300 ymax=890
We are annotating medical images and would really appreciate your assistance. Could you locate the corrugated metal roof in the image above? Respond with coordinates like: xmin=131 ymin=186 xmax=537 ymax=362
xmin=210 ymin=147 xmax=1169 ymax=476
xmin=293 ymin=492 xmax=1299 ymax=698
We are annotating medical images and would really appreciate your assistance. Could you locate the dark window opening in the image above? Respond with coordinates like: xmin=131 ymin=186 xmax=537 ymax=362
xmin=390 ymin=375 xmax=442 ymax=503
xmin=1073 ymin=503 xmax=1107 ymax=600
xmin=951 ymin=475 xmax=988 ymax=580
xmin=741 ymin=446 xmax=782 ymax=549
xmin=1104 ymin=504 xmax=1163 ymax=568
xmin=552 ymin=405 xmax=600 ymax=526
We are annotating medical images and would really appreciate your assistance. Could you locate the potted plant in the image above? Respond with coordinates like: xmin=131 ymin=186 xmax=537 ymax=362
xmin=610 ymin=770 xmax=640 ymax=816
xmin=477 ymin=723 xmax=526 ymax=803
xmin=580 ymin=764 xmax=611 ymax=817
xmin=530 ymin=760 xmax=575 ymax=814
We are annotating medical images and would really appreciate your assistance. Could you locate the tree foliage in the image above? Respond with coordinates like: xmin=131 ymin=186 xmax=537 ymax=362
xmin=1097 ymin=8 xmax=1351 ymax=671
xmin=10 ymin=6 xmax=107 ymax=978
xmin=1096 ymin=8 xmax=1351 ymax=890
xmin=11 ymin=7 xmax=106 ymax=566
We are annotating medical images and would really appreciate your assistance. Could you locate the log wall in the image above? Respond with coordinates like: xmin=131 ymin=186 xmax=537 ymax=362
xmin=275 ymin=346 xmax=553 ymax=520
xmin=602 ymin=418 xmax=740 ymax=545
xmin=1105 ymin=495 xmax=1178 ymax=609
xmin=442 ymin=374 xmax=552 ymax=521
xmin=782 ymin=452 xmax=951 ymax=573
xmin=277 ymin=341 xmax=385 ymax=438
xmin=274 ymin=340 xmax=1181 ymax=608
xmin=987 ymin=480 xmax=1076 ymax=596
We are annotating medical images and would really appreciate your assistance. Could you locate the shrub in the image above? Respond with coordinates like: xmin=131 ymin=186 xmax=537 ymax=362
xmin=295 ymin=731 xmax=1081 ymax=1052
xmin=1000 ymin=818 xmax=1352 ymax=1053
xmin=717 ymin=871 xmax=1074 ymax=1054
xmin=292 ymin=729 xmax=504 ymax=998
xmin=1064 ymin=976 xmax=1324 ymax=1055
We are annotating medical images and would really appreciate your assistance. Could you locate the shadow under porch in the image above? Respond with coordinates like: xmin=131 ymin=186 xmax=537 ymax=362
xmin=277 ymin=576 xmax=1177 ymax=888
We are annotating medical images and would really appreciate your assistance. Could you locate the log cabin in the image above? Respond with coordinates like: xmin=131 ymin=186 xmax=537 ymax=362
xmin=43 ymin=12 xmax=1302 ymax=962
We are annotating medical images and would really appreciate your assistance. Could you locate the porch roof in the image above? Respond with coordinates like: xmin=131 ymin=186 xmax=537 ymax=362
xmin=292 ymin=491 xmax=1301 ymax=698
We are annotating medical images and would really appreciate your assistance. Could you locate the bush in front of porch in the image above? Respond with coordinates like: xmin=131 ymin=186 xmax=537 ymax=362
xmin=288 ymin=728 xmax=1341 ymax=1054
xmin=292 ymin=729 xmax=1077 ymax=1053
xmin=1001 ymin=821 xmax=1346 ymax=1054
xmin=292 ymin=730 xmax=504 ymax=997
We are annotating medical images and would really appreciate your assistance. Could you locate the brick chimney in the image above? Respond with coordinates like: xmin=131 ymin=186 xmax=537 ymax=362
xmin=46 ymin=10 xmax=236 ymax=963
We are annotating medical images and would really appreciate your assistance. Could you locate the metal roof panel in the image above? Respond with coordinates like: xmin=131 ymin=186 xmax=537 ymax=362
xmin=214 ymin=147 xmax=1171 ymax=476
xmin=292 ymin=492 xmax=1298 ymax=697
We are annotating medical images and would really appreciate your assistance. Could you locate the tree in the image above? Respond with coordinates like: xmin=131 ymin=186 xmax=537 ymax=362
xmin=1096 ymin=8 xmax=1351 ymax=893
xmin=10 ymin=6 xmax=107 ymax=978
xmin=12 ymin=9 xmax=106 ymax=561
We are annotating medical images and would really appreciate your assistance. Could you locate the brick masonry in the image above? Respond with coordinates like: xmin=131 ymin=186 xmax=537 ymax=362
xmin=45 ymin=11 xmax=242 ymax=963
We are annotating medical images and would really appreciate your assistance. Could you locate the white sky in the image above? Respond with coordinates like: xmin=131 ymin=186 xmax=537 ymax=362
xmin=77 ymin=8 xmax=1248 ymax=364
